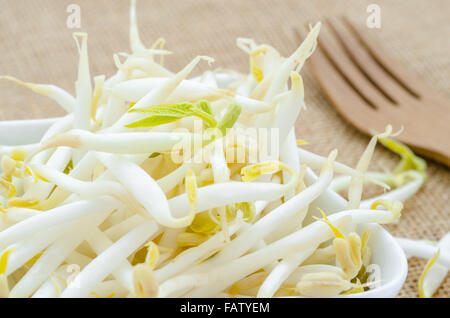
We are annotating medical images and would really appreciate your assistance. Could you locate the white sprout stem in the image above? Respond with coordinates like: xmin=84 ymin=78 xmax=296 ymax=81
xmin=29 ymin=164 xmax=140 ymax=212
xmin=104 ymin=214 xmax=147 ymax=242
xmin=73 ymin=33 xmax=92 ymax=131
xmin=84 ymin=228 xmax=136 ymax=293
xmin=200 ymin=70 xmax=218 ymax=87
xmin=37 ymin=145 xmax=72 ymax=172
xmin=40 ymin=114 xmax=74 ymax=142
xmin=210 ymin=139 xmax=231 ymax=238
xmin=360 ymin=171 xmax=424 ymax=208
xmin=60 ymin=220 xmax=158 ymax=298
xmin=121 ymin=57 xmax=173 ymax=78
xmin=264 ymin=22 xmax=320 ymax=102
xmin=254 ymin=200 xmax=269 ymax=218
xmin=0 ymin=196 xmax=120 ymax=251
xmin=157 ymin=161 xmax=206 ymax=193
xmin=6 ymin=223 xmax=72 ymax=275
xmin=232 ymin=95 xmax=272 ymax=114
xmin=129 ymin=0 xmax=146 ymax=54
xmin=29 ymin=115 xmax=74 ymax=165
xmin=298 ymin=147 xmax=359 ymax=177
xmin=0 ymin=76 xmax=75 ymax=113
xmin=99 ymin=205 xmax=130 ymax=231
xmin=51 ymin=152 xmax=147 ymax=209
xmin=303 ymin=167 xmax=348 ymax=214
xmin=169 ymin=179 xmax=296 ymax=218
xmin=423 ymin=233 xmax=450 ymax=297
xmin=102 ymin=91 xmax=127 ymax=129
xmin=69 ymin=152 xmax=106 ymax=181
xmin=42 ymin=129 xmax=198 ymax=155
xmin=104 ymin=70 xmax=125 ymax=90
xmin=113 ymin=78 xmax=232 ymax=104
xmin=37 ymin=151 xmax=99 ymax=207
xmin=330 ymin=172 xmax=390 ymax=192
xmin=396 ymin=237 xmax=450 ymax=268
xmin=346 ymin=208 xmax=401 ymax=224
xmin=257 ymin=247 xmax=316 ymax=298
xmin=211 ymin=139 xmax=230 ymax=183
xmin=250 ymin=238 xmax=279 ymax=273
xmin=347 ymin=126 xmax=392 ymax=209
xmin=9 ymin=212 xmax=110 ymax=298
xmin=95 ymin=152 xmax=192 ymax=228
xmin=280 ymin=129 xmax=300 ymax=201
xmin=272 ymin=72 xmax=305 ymax=143
xmin=91 ymin=74 xmax=106 ymax=122
xmin=3 ymin=207 xmax=39 ymax=224
xmin=24 ymin=147 xmax=72 ymax=201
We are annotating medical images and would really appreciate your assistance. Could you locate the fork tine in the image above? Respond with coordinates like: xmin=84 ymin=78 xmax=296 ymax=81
xmin=328 ymin=17 xmax=415 ymax=104
xmin=295 ymin=27 xmax=386 ymax=134
xmin=342 ymin=17 xmax=427 ymax=99
xmin=317 ymin=20 xmax=394 ymax=110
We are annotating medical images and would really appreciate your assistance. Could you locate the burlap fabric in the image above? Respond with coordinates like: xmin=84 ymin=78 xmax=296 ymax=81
xmin=0 ymin=0 xmax=448 ymax=298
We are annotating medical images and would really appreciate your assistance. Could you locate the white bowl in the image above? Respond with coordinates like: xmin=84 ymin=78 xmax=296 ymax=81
xmin=0 ymin=117 xmax=408 ymax=297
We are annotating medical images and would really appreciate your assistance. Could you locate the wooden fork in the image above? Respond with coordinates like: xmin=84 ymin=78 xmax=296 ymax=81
xmin=295 ymin=18 xmax=450 ymax=167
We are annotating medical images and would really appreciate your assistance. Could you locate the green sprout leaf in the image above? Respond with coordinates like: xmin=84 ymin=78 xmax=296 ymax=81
xmin=149 ymin=152 xmax=161 ymax=159
xmin=126 ymin=102 xmax=217 ymax=128
xmin=125 ymin=115 xmax=185 ymax=128
xmin=63 ymin=160 xmax=73 ymax=174
xmin=129 ymin=103 xmax=192 ymax=115
xmin=217 ymin=102 xmax=242 ymax=136
xmin=196 ymin=100 xmax=213 ymax=116
xmin=202 ymin=102 xmax=242 ymax=146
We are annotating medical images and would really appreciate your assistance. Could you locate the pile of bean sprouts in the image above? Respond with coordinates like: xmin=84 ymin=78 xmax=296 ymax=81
xmin=0 ymin=0 xmax=447 ymax=298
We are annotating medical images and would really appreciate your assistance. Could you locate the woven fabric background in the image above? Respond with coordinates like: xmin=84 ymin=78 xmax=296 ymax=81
xmin=0 ymin=0 xmax=448 ymax=297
